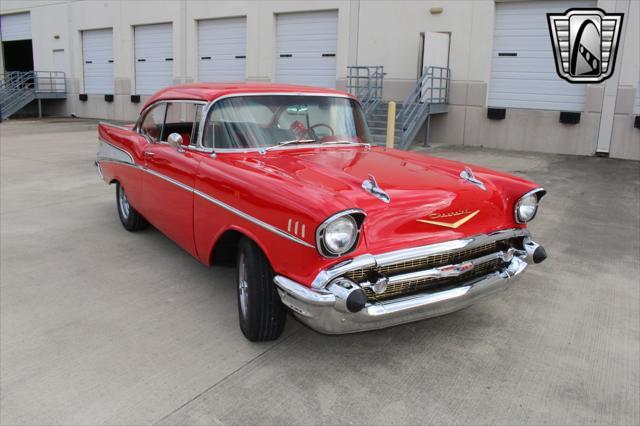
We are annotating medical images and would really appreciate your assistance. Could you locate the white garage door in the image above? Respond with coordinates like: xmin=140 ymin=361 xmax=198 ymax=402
xmin=488 ymin=1 xmax=595 ymax=111
xmin=198 ymin=17 xmax=246 ymax=82
xmin=82 ymin=29 xmax=114 ymax=94
xmin=0 ymin=12 xmax=31 ymax=41
xmin=135 ymin=23 xmax=173 ymax=95
xmin=276 ymin=10 xmax=338 ymax=88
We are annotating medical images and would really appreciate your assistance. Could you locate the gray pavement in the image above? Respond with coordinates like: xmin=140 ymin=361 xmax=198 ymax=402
xmin=1 ymin=118 xmax=638 ymax=425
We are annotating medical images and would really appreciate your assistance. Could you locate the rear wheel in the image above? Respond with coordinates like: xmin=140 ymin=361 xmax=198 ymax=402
xmin=237 ymin=237 xmax=286 ymax=341
xmin=116 ymin=182 xmax=148 ymax=231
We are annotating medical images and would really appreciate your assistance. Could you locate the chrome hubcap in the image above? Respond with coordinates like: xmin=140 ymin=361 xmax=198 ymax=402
xmin=238 ymin=252 xmax=249 ymax=320
xmin=118 ymin=186 xmax=130 ymax=219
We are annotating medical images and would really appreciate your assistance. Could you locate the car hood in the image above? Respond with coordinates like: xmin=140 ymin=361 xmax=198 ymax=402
xmin=232 ymin=146 xmax=538 ymax=253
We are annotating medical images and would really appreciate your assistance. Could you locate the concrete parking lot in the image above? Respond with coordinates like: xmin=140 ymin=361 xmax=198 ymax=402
xmin=1 ymin=118 xmax=638 ymax=425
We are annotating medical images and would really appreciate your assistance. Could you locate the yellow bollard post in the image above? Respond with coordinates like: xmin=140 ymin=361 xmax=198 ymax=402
xmin=386 ymin=101 xmax=396 ymax=148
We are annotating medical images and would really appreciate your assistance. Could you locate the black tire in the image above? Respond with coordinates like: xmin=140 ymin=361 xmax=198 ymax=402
xmin=116 ymin=182 xmax=148 ymax=232
xmin=237 ymin=237 xmax=286 ymax=341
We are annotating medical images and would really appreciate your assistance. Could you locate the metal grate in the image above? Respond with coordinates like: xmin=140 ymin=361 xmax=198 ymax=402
xmin=342 ymin=237 xmax=520 ymax=302
xmin=346 ymin=241 xmax=500 ymax=283
xmin=363 ymin=258 xmax=503 ymax=301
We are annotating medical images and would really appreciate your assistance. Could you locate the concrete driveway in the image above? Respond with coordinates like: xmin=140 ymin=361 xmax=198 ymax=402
xmin=1 ymin=118 xmax=638 ymax=425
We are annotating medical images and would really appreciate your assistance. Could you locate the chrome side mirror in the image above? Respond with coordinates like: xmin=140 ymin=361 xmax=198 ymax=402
xmin=167 ymin=133 xmax=184 ymax=152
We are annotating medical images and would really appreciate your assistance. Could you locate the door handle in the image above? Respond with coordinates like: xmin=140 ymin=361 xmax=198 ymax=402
xmin=144 ymin=151 xmax=155 ymax=158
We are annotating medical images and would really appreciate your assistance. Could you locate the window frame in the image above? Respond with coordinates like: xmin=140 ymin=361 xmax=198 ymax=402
xmin=134 ymin=93 xmax=365 ymax=155
xmin=200 ymin=92 xmax=362 ymax=153
xmin=136 ymin=100 xmax=208 ymax=147
xmin=137 ymin=102 xmax=167 ymax=143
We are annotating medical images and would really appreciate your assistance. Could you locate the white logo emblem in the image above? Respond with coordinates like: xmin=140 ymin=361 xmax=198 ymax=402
xmin=547 ymin=8 xmax=623 ymax=83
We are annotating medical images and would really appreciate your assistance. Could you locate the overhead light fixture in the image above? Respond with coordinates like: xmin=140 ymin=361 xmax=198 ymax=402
xmin=430 ymin=7 xmax=443 ymax=14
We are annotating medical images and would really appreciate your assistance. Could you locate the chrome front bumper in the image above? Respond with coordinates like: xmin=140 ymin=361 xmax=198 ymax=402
xmin=274 ymin=229 xmax=544 ymax=334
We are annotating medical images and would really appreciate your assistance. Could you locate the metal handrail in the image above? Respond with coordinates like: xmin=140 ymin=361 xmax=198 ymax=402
xmin=1 ymin=71 xmax=66 ymax=119
xmin=346 ymin=65 xmax=384 ymax=116
xmin=396 ymin=66 xmax=450 ymax=149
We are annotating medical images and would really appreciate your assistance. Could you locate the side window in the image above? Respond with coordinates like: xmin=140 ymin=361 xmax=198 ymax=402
xmin=140 ymin=103 xmax=167 ymax=142
xmin=202 ymin=98 xmax=274 ymax=149
xmin=165 ymin=102 xmax=203 ymax=146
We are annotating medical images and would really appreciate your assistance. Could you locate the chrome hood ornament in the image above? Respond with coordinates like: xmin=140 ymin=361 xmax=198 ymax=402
xmin=460 ymin=167 xmax=486 ymax=191
xmin=362 ymin=174 xmax=390 ymax=203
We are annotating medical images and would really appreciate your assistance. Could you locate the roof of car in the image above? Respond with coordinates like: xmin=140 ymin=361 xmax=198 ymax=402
xmin=143 ymin=82 xmax=356 ymax=109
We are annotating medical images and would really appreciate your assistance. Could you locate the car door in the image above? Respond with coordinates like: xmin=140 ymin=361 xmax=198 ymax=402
xmin=140 ymin=101 xmax=204 ymax=257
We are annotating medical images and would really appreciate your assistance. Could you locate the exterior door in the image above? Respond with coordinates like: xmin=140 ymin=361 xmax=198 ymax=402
xmin=421 ymin=32 xmax=450 ymax=102
xmin=140 ymin=102 xmax=202 ymax=257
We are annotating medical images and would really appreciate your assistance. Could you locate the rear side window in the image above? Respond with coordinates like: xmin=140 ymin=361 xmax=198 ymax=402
xmin=164 ymin=102 xmax=203 ymax=146
xmin=140 ymin=103 xmax=167 ymax=141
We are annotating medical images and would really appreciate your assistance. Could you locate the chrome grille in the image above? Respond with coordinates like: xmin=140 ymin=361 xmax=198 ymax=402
xmin=363 ymin=258 xmax=503 ymax=301
xmin=346 ymin=241 xmax=500 ymax=282
xmin=344 ymin=238 xmax=517 ymax=302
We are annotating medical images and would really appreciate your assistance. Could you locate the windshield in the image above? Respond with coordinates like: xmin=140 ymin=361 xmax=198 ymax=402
xmin=202 ymin=95 xmax=372 ymax=149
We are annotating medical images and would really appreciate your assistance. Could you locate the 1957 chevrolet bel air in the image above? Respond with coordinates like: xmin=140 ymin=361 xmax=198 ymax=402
xmin=96 ymin=83 xmax=547 ymax=341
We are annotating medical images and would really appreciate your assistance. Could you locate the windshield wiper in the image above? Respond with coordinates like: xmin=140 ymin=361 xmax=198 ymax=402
xmin=321 ymin=140 xmax=370 ymax=147
xmin=264 ymin=139 xmax=316 ymax=151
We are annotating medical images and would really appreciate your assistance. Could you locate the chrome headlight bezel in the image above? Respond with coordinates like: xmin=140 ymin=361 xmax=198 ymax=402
xmin=316 ymin=209 xmax=365 ymax=258
xmin=515 ymin=188 xmax=546 ymax=224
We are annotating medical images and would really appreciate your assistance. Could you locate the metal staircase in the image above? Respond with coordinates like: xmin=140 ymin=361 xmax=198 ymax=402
xmin=366 ymin=102 xmax=404 ymax=145
xmin=395 ymin=66 xmax=450 ymax=149
xmin=0 ymin=71 xmax=67 ymax=120
xmin=346 ymin=65 xmax=385 ymax=117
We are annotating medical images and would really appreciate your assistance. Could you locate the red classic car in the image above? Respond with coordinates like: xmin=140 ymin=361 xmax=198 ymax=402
xmin=96 ymin=83 xmax=547 ymax=341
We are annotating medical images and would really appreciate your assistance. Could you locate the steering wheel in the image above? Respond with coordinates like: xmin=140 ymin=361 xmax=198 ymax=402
xmin=304 ymin=123 xmax=334 ymax=139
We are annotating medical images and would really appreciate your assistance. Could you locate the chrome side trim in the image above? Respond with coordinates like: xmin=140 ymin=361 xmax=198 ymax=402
xmin=310 ymin=228 xmax=530 ymax=289
xmin=143 ymin=167 xmax=314 ymax=248
xmin=97 ymin=159 xmax=139 ymax=169
xmin=96 ymin=143 xmax=313 ymax=248
xmin=193 ymin=188 xmax=315 ymax=249
xmin=97 ymin=139 xmax=135 ymax=164
xmin=142 ymin=167 xmax=194 ymax=193
xmin=99 ymin=121 xmax=131 ymax=132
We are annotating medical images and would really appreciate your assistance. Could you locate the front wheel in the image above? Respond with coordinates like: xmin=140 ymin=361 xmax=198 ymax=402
xmin=237 ymin=238 xmax=286 ymax=341
xmin=116 ymin=182 xmax=148 ymax=231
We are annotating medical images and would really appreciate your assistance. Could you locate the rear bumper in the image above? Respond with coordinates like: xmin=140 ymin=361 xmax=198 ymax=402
xmin=274 ymin=230 xmax=542 ymax=334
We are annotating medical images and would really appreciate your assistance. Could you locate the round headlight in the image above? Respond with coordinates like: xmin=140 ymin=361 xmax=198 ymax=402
xmin=515 ymin=193 xmax=539 ymax=223
xmin=322 ymin=216 xmax=357 ymax=255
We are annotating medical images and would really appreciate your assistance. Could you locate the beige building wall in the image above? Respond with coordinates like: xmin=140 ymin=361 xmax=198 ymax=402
xmin=1 ymin=0 xmax=638 ymax=159
xmin=1 ymin=0 xmax=354 ymax=120
xmin=351 ymin=0 xmax=638 ymax=159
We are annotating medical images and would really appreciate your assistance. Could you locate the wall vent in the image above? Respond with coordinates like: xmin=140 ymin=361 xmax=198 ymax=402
xmin=559 ymin=111 xmax=580 ymax=124
xmin=487 ymin=108 xmax=506 ymax=120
